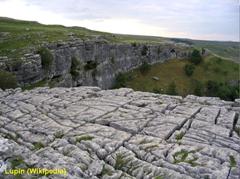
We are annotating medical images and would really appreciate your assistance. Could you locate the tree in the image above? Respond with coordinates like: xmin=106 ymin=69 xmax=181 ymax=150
xmin=166 ymin=81 xmax=178 ymax=95
xmin=37 ymin=47 xmax=53 ymax=70
xmin=192 ymin=80 xmax=203 ymax=96
xmin=190 ymin=49 xmax=202 ymax=65
xmin=206 ymin=80 xmax=219 ymax=97
xmin=184 ymin=64 xmax=195 ymax=77
xmin=139 ymin=61 xmax=151 ymax=74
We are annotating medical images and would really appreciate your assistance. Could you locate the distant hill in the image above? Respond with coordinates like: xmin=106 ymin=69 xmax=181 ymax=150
xmin=0 ymin=17 xmax=239 ymax=62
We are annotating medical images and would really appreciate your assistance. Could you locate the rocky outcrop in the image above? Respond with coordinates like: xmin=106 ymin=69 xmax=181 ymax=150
xmin=0 ymin=40 xmax=192 ymax=89
xmin=0 ymin=87 xmax=239 ymax=179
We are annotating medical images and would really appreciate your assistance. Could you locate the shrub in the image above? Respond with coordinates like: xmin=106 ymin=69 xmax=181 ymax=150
xmin=0 ymin=71 xmax=17 ymax=90
xmin=166 ymin=81 xmax=178 ymax=95
xmin=131 ymin=42 xmax=137 ymax=47
xmin=190 ymin=49 xmax=202 ymax=65
xmin=37 ymin=47 xmax=53 ymax=70
xmin=193 ymin=80 xmax=203 ymax=96
xmin=114 ymin=73 xmax=132 ymax=88
xmin=84 ymin=61 xmax=97 ymax=70
xmin=205 ymin=80 xmax=239 ymax=101
xmin=141 ymin=45 xmax=148 ymax=56
xmin=184 ymin=64 xmax=195 ymax=77
xmin=139 ymin=61 xmax=151 ymax=74
xmin=205 ymin=80 xmax=219 ymax=97
xmin=70 ymin=56 xmax=80 ymax=79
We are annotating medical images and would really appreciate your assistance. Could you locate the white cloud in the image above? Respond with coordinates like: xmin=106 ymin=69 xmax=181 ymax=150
xmin=0 ymin=0 xmax=238 ymax=41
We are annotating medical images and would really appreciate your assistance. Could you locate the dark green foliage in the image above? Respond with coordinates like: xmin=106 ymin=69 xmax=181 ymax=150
xmin=205 ymin=80 xmax=239 ymax=101
xmin=166 ymin=82 xmax=178 ymax=95
xmin=206 ymin=80 xmax=219 ymax=96
xmin=37 ymin=47 xmax=53 ymax=70
xmin=190 ymin=49 xmax=202 ymax=65
xmin=141 ymin=45 xmax=148 ymax=56
xmin=131 ymin=42 xmax=137 ymax=47
xmin=184 ymin=64 xmax=195 ymax=76
xmin=84 ymin=61 xmax=97 ymax=70
xmin=229 ymin=155 xmax=236 ymax=167
xmin=70 ymin=56 xmax=80 ymax=79
xmin=192 ymin=80 xmax=203 ymax=96
xmin=0 ymin=70 xmax=17 ymax=90
xmin=139 ymin=61 xmax=151 ymax=74
xmin=153 ymin=87 xmax=161 ymax=94
xmin=114 ymin=73 xmax=132 ymax=88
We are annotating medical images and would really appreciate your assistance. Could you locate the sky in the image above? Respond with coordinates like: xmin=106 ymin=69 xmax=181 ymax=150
xmin=0 ymin=0 xmax=239 ymax=41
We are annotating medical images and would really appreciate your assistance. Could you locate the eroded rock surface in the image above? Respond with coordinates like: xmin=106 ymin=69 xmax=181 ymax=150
xmin=0 ymin=87 xmax=239 ymax=179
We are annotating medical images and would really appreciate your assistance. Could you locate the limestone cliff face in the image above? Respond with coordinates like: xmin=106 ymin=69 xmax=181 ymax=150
xmin=0 ymin=40 xmax=192 ymax=89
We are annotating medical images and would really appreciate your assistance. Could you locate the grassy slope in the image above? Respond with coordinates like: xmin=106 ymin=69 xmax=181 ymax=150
xmin=124 ymin=56 xmax=239 ymax=96
xmin=0 ymin=17 xmax=116 ymax=57
xmin=0 ymin=17 xmax=239 ymax=61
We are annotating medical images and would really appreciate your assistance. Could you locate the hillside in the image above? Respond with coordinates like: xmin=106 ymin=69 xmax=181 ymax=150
xmin=0 ymin=17 xmax=239 ymax=101
xmin=0 ymin=17 xmax=239 ymax=62
xmin=115 ymin=55 xmax=239 ymax=101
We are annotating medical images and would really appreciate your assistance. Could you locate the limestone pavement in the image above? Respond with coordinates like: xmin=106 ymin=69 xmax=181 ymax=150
xmin=0 ymin=87 xmax=239 ymax=179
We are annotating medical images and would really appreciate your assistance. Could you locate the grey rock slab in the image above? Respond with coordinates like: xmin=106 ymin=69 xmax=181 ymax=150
xmin=0 ymin=87 xmax=239 ymax=179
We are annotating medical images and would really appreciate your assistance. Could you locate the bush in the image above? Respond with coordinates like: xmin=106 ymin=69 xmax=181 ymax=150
xmin=190 ymin=49 xmax=202 ymax=65
xmin=205 ymin=80 xmax=239 ymax=101
xmin=114 ymin=73 xmax=132 ymax=88
xmin=131 ymin=42 xmax=137 ymax=47
xmin=70 ymin=57 xmax=80 ymax=79
xmin=0 ymin=71 xmax=17 ymax=90
xmin=139 ymin=61 xmax=151 ymax=74
xmin=37 ymin=47 xmax=53 ymax=70
xmin=206 ymin=80 xmax=219 ymax=97
xmin=141 ymin=45 xmax=148 ymax=56
xmin=166 ymin=81 xmax=178 ymax=95
xmin=184 ymin=64 xmax=195 ymax=76
xmin=84 ymin=61 xmax=97 ymax=71
xmin=192 ymin=80 xmax=203 ymax=96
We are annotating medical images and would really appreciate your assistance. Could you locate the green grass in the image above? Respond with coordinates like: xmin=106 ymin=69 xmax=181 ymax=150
xmin=175 ymin=132 xmax=185 ymax=141
xmin=121 ymin=55 xmax=239 ymax=97
xmin=22 ymin=79 xmax=48 ymax=90
xmin=0 ymin=17 xmax=238 ymax=62
xmin=33 ymin=142 xmax=45 ymax=150
xmin=0 ymin=17 xmax=116 ymax=58
xmin=0 ymin=70 xmax=18 ymax=89
xmin=76 ymin=135 xmax=94 ymax=143
xmin=173 ymin=149 xmax=199 ymax=167
xmin=115 ymin=153 xmax=130 ymax=170
xmin=229 ymin=155 xmax=237 ymax=168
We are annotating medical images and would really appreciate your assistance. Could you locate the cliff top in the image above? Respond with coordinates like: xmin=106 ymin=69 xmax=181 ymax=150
xmin=0 ymin=87 xmax=239 ymax=178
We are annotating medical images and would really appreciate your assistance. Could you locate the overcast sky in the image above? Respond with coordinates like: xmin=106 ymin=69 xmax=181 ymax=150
xmin=0 ymin=0 xmax=239 ymax=41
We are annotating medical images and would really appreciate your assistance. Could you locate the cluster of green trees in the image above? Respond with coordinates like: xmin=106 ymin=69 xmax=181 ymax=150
xmin=184 ymin=49 xmax=203 ymax=77
xmin=161 ymin=80 xmax=239 ymax=101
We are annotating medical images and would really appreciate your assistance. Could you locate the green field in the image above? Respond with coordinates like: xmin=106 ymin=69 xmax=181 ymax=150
xmin=115 ymin=55 xmax=239 ymax=100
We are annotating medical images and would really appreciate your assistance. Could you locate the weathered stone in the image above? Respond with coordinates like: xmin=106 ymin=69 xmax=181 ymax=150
xmin=0 ymin=87 xmax=239 ymax=179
